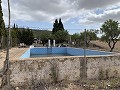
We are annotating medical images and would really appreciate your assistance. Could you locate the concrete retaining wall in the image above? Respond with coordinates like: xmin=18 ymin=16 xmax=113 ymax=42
xmin=10 ymin=57 xmax=81 ymax=87
xmin=9 ymin=55 xmax=120 ymax=87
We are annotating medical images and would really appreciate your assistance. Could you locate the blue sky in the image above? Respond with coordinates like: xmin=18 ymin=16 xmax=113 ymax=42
xmin=1 ymin=0 xmax=120 ymax=34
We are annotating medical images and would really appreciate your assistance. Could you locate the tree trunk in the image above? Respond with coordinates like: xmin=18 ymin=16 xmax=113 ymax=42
xmin=1 ymin=36 xmax=4 ymax=49
xmin=0 ymin=37 xmax=1 ymax=49
xmin=110 ymin=48 xmax=113 ymax=52
xmin=4 ymin=0 xmax=11 ymax=88
xmin=109 ymin=41 xmax=117 ymax=52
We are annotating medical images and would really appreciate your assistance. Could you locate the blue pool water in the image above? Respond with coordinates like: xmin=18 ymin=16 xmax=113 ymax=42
xmin=20 ymin=47 xmax=114 ymax=59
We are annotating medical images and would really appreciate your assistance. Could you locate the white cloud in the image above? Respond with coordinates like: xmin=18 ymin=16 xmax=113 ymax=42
xmin=1 ymin=0 xmax=120 ymax=27
xmin=75 ymin=0 xmax=120 ymax=10
xmin=87 ymin=8 xmax=120 ymax=23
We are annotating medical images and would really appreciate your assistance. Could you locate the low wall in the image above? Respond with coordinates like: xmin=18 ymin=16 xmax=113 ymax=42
xmin=10 ymin=57 xmax=81 ymax=87
xmin=87 ymin=56 xmax=120 ymax=79
xmin=9 ymin=55 xmax=120 ymax=87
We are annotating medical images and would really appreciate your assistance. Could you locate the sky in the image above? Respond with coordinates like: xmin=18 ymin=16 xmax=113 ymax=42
xmin=1 ymin=0 xmax=120 ymax=34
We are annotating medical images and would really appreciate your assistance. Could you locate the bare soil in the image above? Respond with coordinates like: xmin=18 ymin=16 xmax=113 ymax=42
xmin=90 ymin=40 xmax=120 ymax=52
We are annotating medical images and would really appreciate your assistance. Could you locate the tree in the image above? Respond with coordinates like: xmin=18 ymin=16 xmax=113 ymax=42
xmin=26 ymin=28 xmax=34 ymax=45
xmin=17 ymin=29 xmax=21 ymax=44
xmin=71 ymin=33 xmax=80 ymax=41
xmin=40 ymin=32 xmax=51 ymax=45
xmin=71 ymin=33 xmax=80 ymax=46
xmin=20 ymin=28 xmax=26 ymax=43
xmin=52 ymin=18 xmax=64 ymax=34
xmin=21 ymin=28 xmax=34 ymax=45
xmin=52 ymin=19 xmax=58 ymax=34
xmin=0 ymin=0 xmax=5 ymax=49
xmin=52 ymin=30 xmax=69 ymax=43
xmin=58 ymin=18 xmax=64 ymax=31
xmin=100 ymin=19 xmax=120 ymax=52
xmin=11 ymin=24 xmax=19 ymax=46
xmin=20 ymin=28 xmax=34 ymax=45
xmin=79 ymin=30 xmax=97 ymax=46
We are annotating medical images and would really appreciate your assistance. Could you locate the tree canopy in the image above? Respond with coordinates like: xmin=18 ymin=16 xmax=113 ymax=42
xmin=0 ymin=0 xmax=5 ymax=49
xmin=70 ymin=33 xmax=80 ymax=46
xmin=100 ymin=19 xmax=120 ymax=52
xmin=52 ymin=18 xmax=64 ymax=34
xmin=79 ymin=30 xmax=97 ymax=46
xmin=52 ymin=18 xmax=68 ymax=43
xmin=40 ymin=32 xmax=52 ymax=43
xmin=71 ymin=33 xmax=80 ymax=42
xmin=11 ymin=25 xmax=34 ymax=46
xmin=20 ymin=28 xmax=34 ymax=45
xmin=52 ymin=30 xmax=69 ymax=43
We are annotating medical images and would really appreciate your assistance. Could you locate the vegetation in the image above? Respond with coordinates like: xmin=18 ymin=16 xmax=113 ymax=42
xmin=11 ymin=24 xmax=19 ymax=46
xmin=0 ymin=0 xmax=6 ymax=49
xmin=20 ymin=28 xmax=34 ymax=45
xmin=79 ymin=30 xmax=97 ymax=46
xmin=71 ymin=33 xmax=80 ymax=41
xmin=52 ymin=30 xmax=69 ymax=43
xmin=32 ymin=30 xmax=51 ymax=38
xmin=40 ymin=32 xmax=52 ymax=45
xmin=52 ymin=18 xmax=69 ymax=43
xmin=70 ymin=30 xmax=97 ymax=47
xmin=11 ymin=25 xmax=35 ymax=46
xmin=100 ymin=19 xmax=120 ymax=52
xmin=71 ymin=33 xmax=80 ymax=45
xmin=52 ymin=18 xmax=64 ymax=34
xmin=52 ymin=19 xmax=58 ymax=34
xmin=11 ymin=27 xmax=51 ymax=47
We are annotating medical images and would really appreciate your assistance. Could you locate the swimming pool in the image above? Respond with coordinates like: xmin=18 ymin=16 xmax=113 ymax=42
xmin=20 ymin=47 xmax=114 ymax=59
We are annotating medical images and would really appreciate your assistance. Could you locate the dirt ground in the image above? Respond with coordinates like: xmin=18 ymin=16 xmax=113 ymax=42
xmin=90 ymin=40 xmax=120 ymax=52
xmin=0 ymin=47 xmax=28 ymax=69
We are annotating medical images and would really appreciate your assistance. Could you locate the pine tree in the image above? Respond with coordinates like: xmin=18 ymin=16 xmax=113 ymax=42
xmin=52 ymin=19 xmax=58 ymax=34
xmin=0 ymin=0 xmax=5 ymax=49
xmin=52 ymin=18 xmax=64 ymax=34
xmin=25 ymin=28 xmax=34 ymax=45
xmin=58 ymin=18 xmax=64 ymax=31
xmin=21 ymin=28 xmax=26 ymax=43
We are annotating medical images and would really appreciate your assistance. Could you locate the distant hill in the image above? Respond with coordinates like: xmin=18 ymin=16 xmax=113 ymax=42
xmin=17 ymin=28 xmax=52 ymax=38
xmin=31 ymin=30 xmax=52 ymax=38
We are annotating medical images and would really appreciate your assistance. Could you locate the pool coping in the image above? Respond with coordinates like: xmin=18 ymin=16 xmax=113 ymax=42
xmin=17 ymin=53 xmax=120 ymax=61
